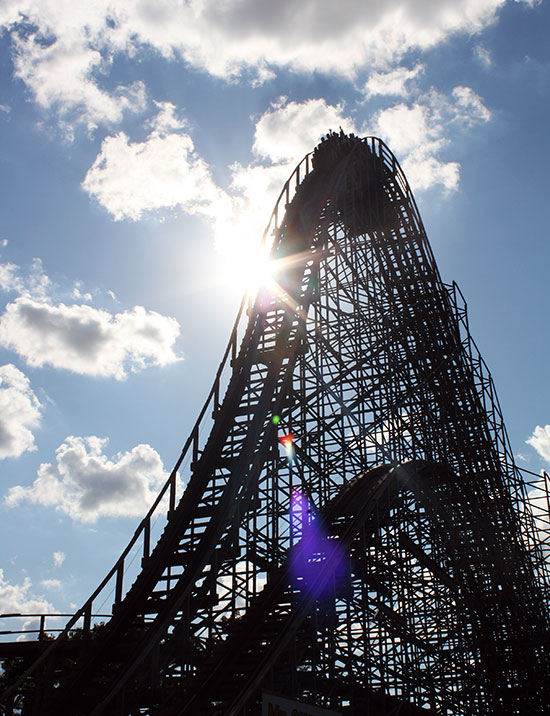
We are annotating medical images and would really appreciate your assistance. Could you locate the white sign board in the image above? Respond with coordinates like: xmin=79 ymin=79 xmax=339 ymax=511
xmin=262 ymin=692 xmax=342 ymax=716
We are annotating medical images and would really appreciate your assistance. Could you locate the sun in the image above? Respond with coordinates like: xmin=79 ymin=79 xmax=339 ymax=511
xmin=215 ymin=236 xmax=280 ymax=299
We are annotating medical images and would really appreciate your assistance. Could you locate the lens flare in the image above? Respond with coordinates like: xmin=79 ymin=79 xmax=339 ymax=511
xmin=289 ymin=490 xmax=347 ymax=600
xmin=279 ymin=433 xmax=295 ymax=465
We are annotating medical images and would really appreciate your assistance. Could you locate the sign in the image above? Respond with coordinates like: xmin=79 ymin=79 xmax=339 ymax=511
xmin=262 ymin=692 xmax=342 ymax=716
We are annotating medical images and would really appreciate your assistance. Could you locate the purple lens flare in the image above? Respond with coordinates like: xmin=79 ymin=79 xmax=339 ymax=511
xmin=289 ymin=489 xmax=347 ymax=599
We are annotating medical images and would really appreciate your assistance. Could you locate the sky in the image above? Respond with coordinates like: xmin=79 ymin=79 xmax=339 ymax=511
xmin=0 ymin=0 xmax=549 ymax=630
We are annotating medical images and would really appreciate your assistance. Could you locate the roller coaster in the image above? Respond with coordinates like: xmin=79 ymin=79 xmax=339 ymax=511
xmin=1 ymin=133 xmax=550 ymax=715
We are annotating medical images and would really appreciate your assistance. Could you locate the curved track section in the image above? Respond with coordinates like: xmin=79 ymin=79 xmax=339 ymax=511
xmin=2 ymin=134 xmax=550 ymax=716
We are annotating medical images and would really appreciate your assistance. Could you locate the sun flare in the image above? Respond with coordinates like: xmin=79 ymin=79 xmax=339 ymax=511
xmin=216 ymin=237 xmax=280 ymax=299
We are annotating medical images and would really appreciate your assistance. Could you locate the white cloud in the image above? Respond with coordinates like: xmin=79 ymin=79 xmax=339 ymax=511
xmin=374 ymin=102 xmax=432 ymax=156
xmin=371 ymin=87 xmax=491 ymax=192
xmin=0 ymin=0 xmax=530 ymax=130
xmin=402 ymin=153 xmax=461 ymax=193
xmin=363 ymin=63 xmax=424 ymax=98
xmin=527 ymin=425 xmax=550 ymax=462
xmin=452 ymin=85 xmax=492 ymax=124
xmin=41 ymin=579 xmax=61 ymax=590
xmin=0 ymin=259 xmax=180 ymax=379
xmin=253 ymin=98 xmax=356 ymax=163
xmin=0 ymin=569 xmax=58 ymax=642
xmin=10 ymin=23 xmax=147 ymax=134
xmin=81 ymin=85 xmax=492 ymax=282
xmin=0 ymin=262 xmax=22 ymax=293
xmin=0 ymin=568 xmax=54 ymax=614
xmin=5 ymin=435 xmax=170 ymax=523
xmin=241 ymin=90 xmax=489 ymax=229
xmin=82 ymin=96 xmax=357 ymax=245
xmin=226 ymin=161 xmax=292 ymax=229
xmin=210 ymin=97 xmax=358 ymax=254
xmin=0 ymin=297 xmax=181 ymax=379
xmin=474 ymin=44 xmax=492 ymax=67
xmin=0 ymin=257 xmax=51 ymax=299
xmin=71 ymin=282 xmax=92 ymax=302
xmin=0 ymin=364 xmax=42 ymax=460
xmin=82 ymin=105 xmax=224 ymax=221
xmin=80 ymin=87 xmax=489 ymax=270
xmin=52 ymin=551 xmax=65 ymax=568
xmin=147 ymin=101 xmax=186 ymax=135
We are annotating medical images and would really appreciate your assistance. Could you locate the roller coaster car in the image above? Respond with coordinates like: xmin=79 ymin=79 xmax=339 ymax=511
xmin=275 ymin=135 xmax=400 ymax=303
xmin=313 ymin=132 xmax=401 ymax=237
xmin=312 ymin=130 xmax=363 ymax=174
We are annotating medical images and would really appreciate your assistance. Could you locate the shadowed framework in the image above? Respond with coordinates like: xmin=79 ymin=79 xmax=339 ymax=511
xmin=1 ymin=133 xmax=549 ymax=715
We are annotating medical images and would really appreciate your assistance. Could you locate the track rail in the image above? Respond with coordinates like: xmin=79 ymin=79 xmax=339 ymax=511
xmin=2 ymin=134 xmax=550 ymax=716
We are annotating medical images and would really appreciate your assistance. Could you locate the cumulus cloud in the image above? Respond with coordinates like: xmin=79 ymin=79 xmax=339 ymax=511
xmin=0 ymin=570 xmax=58 ymax=642
xmin=71 ymin=282 xmax=92 ymax=302
xmin=363 ymin=63 xmax=424 ymax=98
xmin=452 ymin=85 xmax=492 ymax=124
xmin=214 ymin=162 xmax=292 ymax=248
xmin=0 ymin=1 xmax=531 ymax=131
xmin=375 ymin=102 xmax=431 ymax=156
xmin=0 ymin=259 xmax=180 ymax=379
xmin=81 ymin=87 xmax=489 ymax=257
xmin=52 ymin=551 xmax=65 ymax=568
xmin=41 ymin=579 xmax=61 ymax=590
xmin=373 ymin=100 xmax=460 ymax=192
xmin=0 ymin=364 xmax=42 ymax=459
xmin=0 ymin=297 xmax=181 ymax=379
xmin=0 ymin=257 xmax=50 ymax=299
xmin=147 ymin=100 xmax=186 ymax=135
xmin=212 ymin=97 xmax=358 ymax=251
xmin=371 ymin=87 xmax=491 ymax=192
xmin=12 ymin=31 xmax=147 ymax=135
xmin=474 ymin=44 xmax=493 ymax=67
xmin=527 ymin=425 xmax=550 ymax=463
xmin=5 ymin=435 xmax=170 ymax=523
xmin=83 ymin=85 xmax=490 ymax=241
xmin=253 ymin=98 xmax=356 ymax=163
xmin=0 ymin=262 xmax=22 ymax=293
xmin=0 ymin=568 xmax=54 ymax=615
xmin=81 ymin=96 xmax=358 ymax=253
xmin=82 ymin=103 xmax=224 ymax=221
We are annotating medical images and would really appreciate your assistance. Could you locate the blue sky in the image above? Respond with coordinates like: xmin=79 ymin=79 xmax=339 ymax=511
xmin=0 ymin=0 xmax=549 ymax=625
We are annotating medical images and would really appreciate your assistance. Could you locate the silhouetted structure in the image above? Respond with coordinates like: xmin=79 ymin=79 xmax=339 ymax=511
xmin=2 ymin=134 xmax=550 ymax=715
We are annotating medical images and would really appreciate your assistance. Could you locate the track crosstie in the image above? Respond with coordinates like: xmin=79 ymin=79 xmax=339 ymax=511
xmin=2 ymin=133 xmax=550 ymax=715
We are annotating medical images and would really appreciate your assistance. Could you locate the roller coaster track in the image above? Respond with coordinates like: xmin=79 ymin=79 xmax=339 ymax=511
xmin=1 ymin=134 xmax=550 ymax=715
